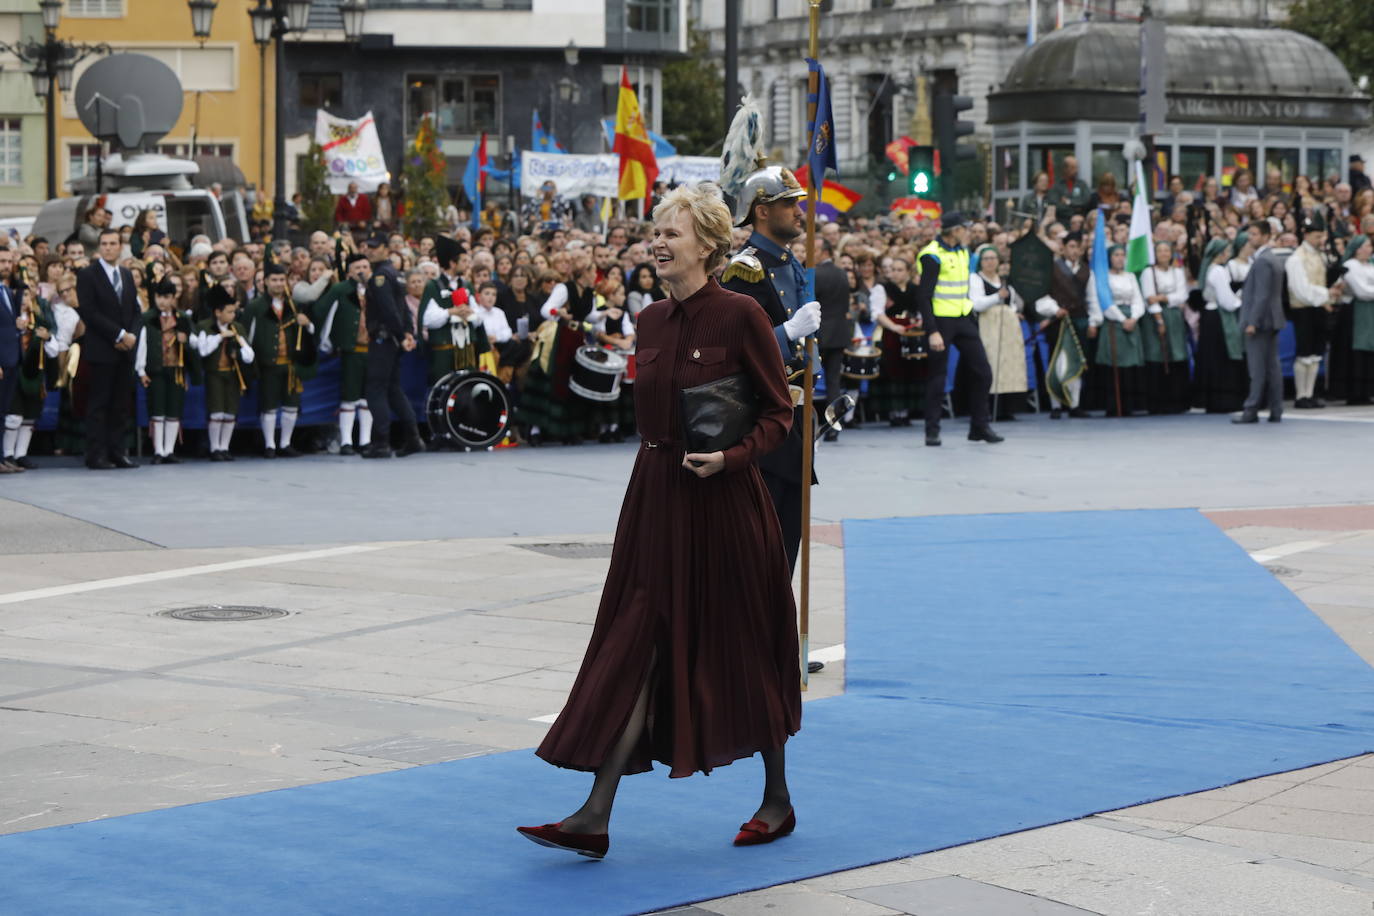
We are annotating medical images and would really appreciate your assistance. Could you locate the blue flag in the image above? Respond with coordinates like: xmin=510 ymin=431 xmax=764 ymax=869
xmin=805 ymin=58 xmax=838 ymax=190
xmin=1091 ymin=206 xmax=1113 ymax=318
xmin=462 ymin=139 xmax=483 ymax=230
xmin=532 ymin=109 xmax=565 ymax=154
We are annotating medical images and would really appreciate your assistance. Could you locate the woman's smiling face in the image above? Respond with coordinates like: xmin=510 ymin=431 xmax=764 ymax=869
xmin=652 ymin=207 xmax=708 ymax=284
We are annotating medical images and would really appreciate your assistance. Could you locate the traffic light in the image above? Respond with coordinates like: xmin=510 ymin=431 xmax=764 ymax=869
xmin=931 ymin=91 xmax=975 ymax=211
xmin=907 ymin=145 xmax=936 ymax=198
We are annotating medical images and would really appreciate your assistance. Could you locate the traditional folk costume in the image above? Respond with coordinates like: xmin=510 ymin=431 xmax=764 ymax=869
xmin=1035 ymin=253 xmax=1093 ymax=414
xmin=519 ymin=279 xmax=596 ymax=443
xmin=3 ymin=295 xmax=54 ymax=466
xmin=1087 ymin=259 xmax=1147 ymax=416
xmin=971 ymin=268 xmax=1028 ymax=414
xmin=134 ymin=292 xmax=193 ymax=461
xmin=1285 ymin=228 xmax=1336 ymax=408
xmin=315 ymin=270 xmax=372 ymax=453
xmin=421 ymin=279 xmax=492 ymax=383
xmin=869 ymin=279 xmax=927 ymax=423
xmin=1193 ymin=239 xmax=1249 ymax=414
xmin=192 ymin=309 xmax=254 ymax=460
xmin=1139 ymin=262 xmax=1192 ymax=414
xmin=1332 ymin=237 xmax=1374 ymax=405
xmin=246 ymin=277 xmax=316 ymax=456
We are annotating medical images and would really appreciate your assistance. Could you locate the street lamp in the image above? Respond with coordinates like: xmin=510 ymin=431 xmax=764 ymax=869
xmin=188 ymin=0 xmax=218 ymax=42
xmin=338 ymin=0 xmax=368 ymax=40
xmin=0 ymin=1 xmax=108 ymax=198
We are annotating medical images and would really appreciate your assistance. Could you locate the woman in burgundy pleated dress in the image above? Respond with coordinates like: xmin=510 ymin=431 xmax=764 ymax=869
xmin=517 ymin=184 xmax=802 ymax=859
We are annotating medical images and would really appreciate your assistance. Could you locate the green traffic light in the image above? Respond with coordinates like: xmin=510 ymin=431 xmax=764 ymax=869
xmin=887 ymin=170 xmax=897 ymax=182
xmin=913 ymin=172 xmax=930 ymax=194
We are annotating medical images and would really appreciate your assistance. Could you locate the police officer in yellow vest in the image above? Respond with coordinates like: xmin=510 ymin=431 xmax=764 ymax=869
xmin=917 ymin=211 xmax=1003 ymax=446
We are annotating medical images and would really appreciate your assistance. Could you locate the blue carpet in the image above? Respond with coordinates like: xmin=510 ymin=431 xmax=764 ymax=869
xmin=3 ymin=509 xmax=1372 ymax=915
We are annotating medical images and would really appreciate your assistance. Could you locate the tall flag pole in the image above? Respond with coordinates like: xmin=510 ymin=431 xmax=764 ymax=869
xmin=614 ymin=67 xmax=658 ymax=214
xmin=798 ymin=0 xmax=826 ymax=692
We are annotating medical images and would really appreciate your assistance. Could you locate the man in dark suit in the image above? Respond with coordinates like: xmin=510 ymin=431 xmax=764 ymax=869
xmin=1234 ymin=220 xmax=1288 ymax=424
xmin=76 ymin=227 xmax=142 ymax=469
xmin=0 ymin=245 xmax=21 ymax=473
xmin=813 ymin=239 xmax=852 ymax=442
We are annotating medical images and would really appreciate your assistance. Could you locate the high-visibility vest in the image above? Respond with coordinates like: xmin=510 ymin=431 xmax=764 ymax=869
xmin=918 ymin=240 xmax=972 ymax=318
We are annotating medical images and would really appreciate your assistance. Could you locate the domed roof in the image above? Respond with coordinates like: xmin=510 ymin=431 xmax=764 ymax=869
xmin=999 ymin=22 xmax=1358 ymax=97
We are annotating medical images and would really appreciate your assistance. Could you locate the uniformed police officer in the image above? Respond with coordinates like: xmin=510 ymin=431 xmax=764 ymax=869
xmin=720 ymin=165 xmax=823 ymax=574
xmin=917 ymin=211 xmax=1003 ymax=446
xmin=361 ymin=234 xmax=424 ymax=459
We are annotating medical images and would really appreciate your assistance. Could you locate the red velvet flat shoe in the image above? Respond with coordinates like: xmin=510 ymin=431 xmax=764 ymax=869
xmin=516 ymin=822 xmax=609 ymax=859
xmin=733 ymin=809 xmax=796 ymax=846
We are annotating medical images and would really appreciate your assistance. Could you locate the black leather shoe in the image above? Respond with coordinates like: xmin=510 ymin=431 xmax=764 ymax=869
xmin=111 ymin=455 xmax=139 ymax=469
xmin=338 ymin=444 xmax=355 ymax=456
xmin=1268 ymin=413 xmax=1282 ymax=423
xmin=86 ymin=459 xmax=115 ymax=470
xmin=279 ymin=446 xmax=302 ymax=458
xmin=222 ymin=451 xmax=236 ymax=462
xmin=161 ymin=454 xmax=182 ymax=464
xmin=1294 ymin=398 xmax=1312 ymax=409
xmin=360 ymin=444 xmax=393 ymax=459
xmin=15 ymin=456 xmax=36 ymax=469
xmin=1311 ymin=398 xmax=1326 ymax=409
xmin=1069 ymin=408 xmax=1091 ymax=418
xmin=397 ymin=438 xmax=426 ymax=457
xmin=1050 ymin=408 xmax=1062 ymax=419
xmin=968 ymin=427 xmax=1004 ymax=443
xmin=807 ymin=661 xmax=824 ymax=674
xmin=822 ymin=428 xmax=839 ymax=442
xmin=262 ymin=448 xmax=277 ymax=459
xmin=925 ymin=431 xmax=941 ymax=447
xmin=149 ymin=455 xmax=164 ymax=465
xmin=1231 ymin=412 xmax=1259 ymax=424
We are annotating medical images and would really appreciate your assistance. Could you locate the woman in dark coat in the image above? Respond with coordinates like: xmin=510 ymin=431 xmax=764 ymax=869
xmin=519 ymin=184 xmax=801 ymax=858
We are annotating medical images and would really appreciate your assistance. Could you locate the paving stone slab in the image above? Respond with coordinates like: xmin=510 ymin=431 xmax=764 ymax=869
xmin=845 ymin=876 xmax=1099 ymax=915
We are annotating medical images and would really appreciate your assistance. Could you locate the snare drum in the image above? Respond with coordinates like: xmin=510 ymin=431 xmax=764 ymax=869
xmin=841 ymin=345 xmax=882 ymax=380
xmin=569 ymin=346 xmax=627 ymax=402
xmin=900 ymin=329 xmax=928 ymax=360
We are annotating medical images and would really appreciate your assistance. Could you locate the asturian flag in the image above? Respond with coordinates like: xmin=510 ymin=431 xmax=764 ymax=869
xmin=614 ymin=67 xmax=658 ymax=205
xmin=1125 ymin=159 xmax=1155 ymax=274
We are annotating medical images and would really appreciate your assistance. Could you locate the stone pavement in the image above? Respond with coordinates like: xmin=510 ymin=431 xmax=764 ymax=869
xmin=1 ymin=412 xmax=1373 ymax=914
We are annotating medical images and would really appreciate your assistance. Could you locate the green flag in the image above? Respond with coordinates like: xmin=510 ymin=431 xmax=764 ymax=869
xmin=1125 ymin=159 xmax=1154 ymax=274
xmin=1046 ymin=318 xmax=1086 ymax=407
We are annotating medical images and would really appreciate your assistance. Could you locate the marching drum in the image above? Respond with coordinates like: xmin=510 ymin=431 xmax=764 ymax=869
xmin=841 ymin=345 xmax=882 ymax=380
xmin=900 ymin=329 xmax=928 ymax=360
xmin=425 ymin=370 xmax=511 ymax=450
xmin=569 ymin=346 xmax=626 ymax=402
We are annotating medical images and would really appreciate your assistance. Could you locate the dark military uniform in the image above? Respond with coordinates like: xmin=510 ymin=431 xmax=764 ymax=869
xmin=721 ymin=230 xmax=811 ymax=573
xmin=364 ymin=257 xmax=421 ymax=454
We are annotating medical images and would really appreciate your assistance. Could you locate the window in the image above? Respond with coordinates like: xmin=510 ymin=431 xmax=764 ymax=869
xmin=66 ymin=0 xmax=123 ymax=16
xmin=1264 ymin=148 xmax=1299 ymax=194
xmin=627 ymin=0 xmax=675 ymax=32
xmin=1220 ymin=147 xmax=1256 ymax=190
xmin=406 ymin=73 xmax=500 ymax=137
xmin=1308 ymin=148 xmax=1344 ymax=184
xmin=157 ymin=142 xmax=235 ymax=160
xmin=994 ymin=145 xmax=1019 ymax=193
xmin=300 ymin=72 xmax=343 ymax=111
xmin=1092 ymin=145 xmax=1127 ymax=194
xmin=0 ymin=119 xmax=20 ymax=186
xmin=68 ymin=143 xmax=102 ymax=182
xmin=1027 ymin=144 xmax=1073 ymax=185
xmin=1178 ymin=146 xmax=1212 ymax=192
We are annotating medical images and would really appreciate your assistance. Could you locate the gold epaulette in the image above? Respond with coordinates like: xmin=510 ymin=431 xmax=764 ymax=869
xmin=722 ymin=248 xmax=764 ymax=284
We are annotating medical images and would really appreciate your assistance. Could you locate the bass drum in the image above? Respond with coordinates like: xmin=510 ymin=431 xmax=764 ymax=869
xmin=425 ymin=370 xmax=511 ymax=450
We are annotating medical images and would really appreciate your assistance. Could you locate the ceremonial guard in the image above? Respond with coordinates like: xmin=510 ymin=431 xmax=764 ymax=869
xmin=361 ymin=234 xmax=423 ymax=458
xmin=245 ymin=263 xmax=316 ymax=457
xmin=315 ymin=253 xmax=373 ymax=455
xmin=421 ymin=235 xmax=490 ymax=385
xmin=916 ymin=212 xmax=1001 ymax=445
xmin=192 ymin=285 xmax=254 ymax=461
xmin=2 ymin=286 xmax=54 ymax=469
xmin=1285 ymin=213 xmax=1341 ymax=408
xmin=135 ymin=280 xmax=192 ymax=463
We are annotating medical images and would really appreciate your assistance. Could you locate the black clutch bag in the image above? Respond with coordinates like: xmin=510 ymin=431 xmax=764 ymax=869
xmin=680 ymin=372 xmax=757 ymax=453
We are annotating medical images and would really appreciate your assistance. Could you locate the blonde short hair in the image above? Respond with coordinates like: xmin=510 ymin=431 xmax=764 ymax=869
xmin=652 ymin=183 xmax=733 ymax=273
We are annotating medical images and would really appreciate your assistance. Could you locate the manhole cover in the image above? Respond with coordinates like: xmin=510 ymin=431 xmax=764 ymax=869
xmin=157 ymin=605 xmax=290 ymax=622
xmin=1264 ymin=565 xmax=1299 ymax=578
xmin=516 ymin=542 xmax=614 ymax=559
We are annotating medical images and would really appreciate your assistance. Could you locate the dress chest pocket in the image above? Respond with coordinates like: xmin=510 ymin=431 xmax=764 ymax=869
xmin=684 ymin=346 xmax=728 ymax=381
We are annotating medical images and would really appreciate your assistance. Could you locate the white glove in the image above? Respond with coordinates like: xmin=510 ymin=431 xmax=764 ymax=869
xmin=783 ymin=300 xmax=822 ymax=340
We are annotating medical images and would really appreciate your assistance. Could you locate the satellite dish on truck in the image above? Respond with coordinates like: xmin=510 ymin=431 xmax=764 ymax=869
xmin=75 ymin=53 xmax=183 ymax=151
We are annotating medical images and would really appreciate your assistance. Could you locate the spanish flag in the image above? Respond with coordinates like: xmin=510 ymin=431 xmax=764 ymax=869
xmin=614 ymin=67 xmax=657 ymax=205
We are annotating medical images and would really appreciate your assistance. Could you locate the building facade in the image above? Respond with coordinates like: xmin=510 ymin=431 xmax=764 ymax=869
xmin=0 ymin=1 xmax=60 ymax=214
xmin=280 ymin=0 xmax=687 ymax=193
xmin=696 ymin=0 xmax=1299 ymax=208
